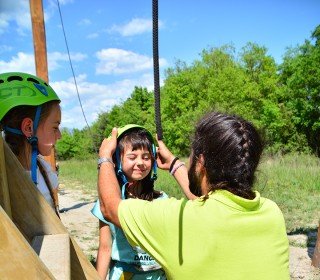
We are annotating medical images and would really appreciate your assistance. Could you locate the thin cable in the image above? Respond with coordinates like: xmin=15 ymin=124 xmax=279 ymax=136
xmin=56 ymin=0 xmax=95 ymax=143
xmin=152 ymin=0 xmax=163 ymax=140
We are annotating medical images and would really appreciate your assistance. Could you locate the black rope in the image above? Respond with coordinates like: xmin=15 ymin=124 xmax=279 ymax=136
xmin=152 ymin=0 xmax=163 ymax=140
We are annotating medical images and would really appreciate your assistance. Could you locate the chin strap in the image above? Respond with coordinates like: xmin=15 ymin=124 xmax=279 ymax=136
xmin=115 ymin=147 xmax=128 ymax=199
xmin=151 ymin=144 xmax=157 ymax=181
xmin=27 ymin=135 xmax=39 ymax=184
xmin=28 ymin=106 xmax=42 ymax=184
xmin=4 ymin=106 xmax=42 ymax=185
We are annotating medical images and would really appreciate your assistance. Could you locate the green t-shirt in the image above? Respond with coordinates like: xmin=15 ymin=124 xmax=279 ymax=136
xmin=119 ymin=190 xmax=289 ymax=280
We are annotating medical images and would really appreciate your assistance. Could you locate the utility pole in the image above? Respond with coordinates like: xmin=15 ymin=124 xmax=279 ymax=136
xmin=29 ymin=0 xmax=56 ymax=172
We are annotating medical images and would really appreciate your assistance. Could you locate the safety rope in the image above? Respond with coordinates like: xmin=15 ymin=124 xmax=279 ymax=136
xmin=152 ymin=0 xmax=163 ymax=140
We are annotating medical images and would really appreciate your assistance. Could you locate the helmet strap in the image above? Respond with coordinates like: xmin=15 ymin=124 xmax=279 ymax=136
xmin=27 ymin=136 xmax=39 ymax=184
xmin=3 ymin=126 xmax=24 ymax=135
xmin=151 ymin=144 xmax=157 ymax=181
xmin=115 ymin=147 xmax=128 ymax=199
xmin=27 ymin=106 xmax=42 ymax=185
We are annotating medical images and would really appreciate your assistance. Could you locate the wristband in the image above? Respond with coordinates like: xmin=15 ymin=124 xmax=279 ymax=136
xmin=170 ymin=162 xmax=185 ymax=175
xmin=97 ymin=157 xmax=114 ymax=169
xmin=169 ymin=157 xmax=179 ymax=173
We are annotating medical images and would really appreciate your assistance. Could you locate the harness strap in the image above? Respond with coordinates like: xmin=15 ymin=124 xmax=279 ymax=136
xmin=3 ymin=126 xmax=23 ymax=135
xmin=37 ymin=159 xmax=60 ymax=218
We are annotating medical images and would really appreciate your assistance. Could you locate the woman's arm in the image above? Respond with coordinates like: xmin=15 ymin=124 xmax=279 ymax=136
xmin=98 ymin=128 xmax=122 ymax=227
xmin=156 ymin=139 xmax=197 ymax=200
xmin=96 ymin=221 xmax=112 ymax=280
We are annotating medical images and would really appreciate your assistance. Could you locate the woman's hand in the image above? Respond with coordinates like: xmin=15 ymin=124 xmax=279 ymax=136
xmin=99 ymin=127 xmax=118 ymax=158
xmin=156 ymin=138 xmax=175 ymax=170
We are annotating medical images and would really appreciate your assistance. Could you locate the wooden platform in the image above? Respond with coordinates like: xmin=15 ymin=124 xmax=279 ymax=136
xmin=0 ymin=136 xmax=100 ymax=279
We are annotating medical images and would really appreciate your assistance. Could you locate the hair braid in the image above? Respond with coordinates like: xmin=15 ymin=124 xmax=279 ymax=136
xmin=191 ymin=112 xmax=263 ymax=199
xmin=235 ymin=121 xmax=254 ymax=198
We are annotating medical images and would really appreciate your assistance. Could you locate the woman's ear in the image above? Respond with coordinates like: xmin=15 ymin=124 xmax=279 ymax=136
xmin=196 ymin=154 xmax=205 ymax=174
xmin=21 ymin=118 xmax=34 ymax=137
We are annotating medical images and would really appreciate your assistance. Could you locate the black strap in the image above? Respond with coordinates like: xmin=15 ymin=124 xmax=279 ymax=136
xmin=169 ymin=157 xmax=179 ymax=173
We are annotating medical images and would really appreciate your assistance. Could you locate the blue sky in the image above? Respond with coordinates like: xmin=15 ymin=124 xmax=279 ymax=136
xmin=0 ymin=0 xmax=319 ymax=129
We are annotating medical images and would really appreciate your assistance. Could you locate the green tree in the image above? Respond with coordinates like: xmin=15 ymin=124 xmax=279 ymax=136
xmin=56 ymin=128 xmax=94 ymax=160
xmin=279 ymin=25 xmax=320 ymax=154
xmin=91 ymin=86 xmax=156 ymax=148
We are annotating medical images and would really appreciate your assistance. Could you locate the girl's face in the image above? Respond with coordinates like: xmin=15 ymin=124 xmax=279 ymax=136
xmin=36 ymin=103 xmax=62 ymax=156
xmin=121 ymin=144 xmax=152 ymax=182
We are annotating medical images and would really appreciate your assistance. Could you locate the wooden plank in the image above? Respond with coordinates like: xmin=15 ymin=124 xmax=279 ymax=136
xmin=2 ymin=139 xmax=100 ymax=279
xmin=32 ymin=234 xmax=71 ymax=280
xmin=3 ymin=139 xmax=65 ymax=241
xmin=70 ymin=237 xmax=101 ymax=280
xmin=0 ymin=206 xmax=55 ymax=279
xmin=0 ymin=137 xmax=12 ymax=218
xmin=312 ymin=223 xmax=320 ymax=267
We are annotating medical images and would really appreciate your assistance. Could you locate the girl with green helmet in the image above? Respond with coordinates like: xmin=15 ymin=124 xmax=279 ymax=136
xmin=91 ymin=124 xmax=167 ymax=280
xmin=0 ymin=72 xmax=61 ymax=216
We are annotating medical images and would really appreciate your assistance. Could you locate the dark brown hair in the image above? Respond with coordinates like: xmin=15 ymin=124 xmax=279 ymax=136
xmin=1 ymin=101 xmax=60 ymax=167
xmin=191 ymin=112 xmax=263 ymax=199
xmin=116 ymin=128 xmax=161 ymax=201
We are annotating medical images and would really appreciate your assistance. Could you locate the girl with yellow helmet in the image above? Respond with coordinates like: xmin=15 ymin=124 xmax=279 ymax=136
xmin=91 ymin=124 xmax=167 ymax=280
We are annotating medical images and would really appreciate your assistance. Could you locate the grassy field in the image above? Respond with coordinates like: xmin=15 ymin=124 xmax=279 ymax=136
xmin=58 ymin=153 xmax=320 ymax=233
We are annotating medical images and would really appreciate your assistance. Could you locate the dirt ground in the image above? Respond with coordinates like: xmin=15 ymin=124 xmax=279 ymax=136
xmin=58 ymin=186 xmax=320 ymax=280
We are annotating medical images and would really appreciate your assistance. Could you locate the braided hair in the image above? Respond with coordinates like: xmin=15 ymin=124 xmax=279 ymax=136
xmin=191 ymin=112 xmax=263 ymax=199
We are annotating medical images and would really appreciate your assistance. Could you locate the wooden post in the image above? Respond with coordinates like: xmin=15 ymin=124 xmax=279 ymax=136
xmin=29 ymin=0 xmax=56 ymax=172
xmin=312 ymin=222 xmax=320 ymax=268
xmin=0 ymin=137 xmax=12 ymax=218
xmin=29 ymin=0 xmax=48 ymax=82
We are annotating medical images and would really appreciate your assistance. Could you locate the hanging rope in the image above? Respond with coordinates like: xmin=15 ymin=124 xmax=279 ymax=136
xmin=56 ymin=1 xmax=94 ymax=137
xmin=152 ymin=0 xmax=163 ymax=140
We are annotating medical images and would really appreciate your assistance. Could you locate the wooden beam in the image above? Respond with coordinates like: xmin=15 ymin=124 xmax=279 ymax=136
xmin=2 ymin=139 xmax=100 ymax=279
xmin=0 ymin=137 xmax=12 ymax=218
xmin=312 ymin=223 xmax=320 ymax=268
xmin=0 ymin=206 xmax=55 ymax=279
xmin=29 ymin=0 xmax=48 ymax=82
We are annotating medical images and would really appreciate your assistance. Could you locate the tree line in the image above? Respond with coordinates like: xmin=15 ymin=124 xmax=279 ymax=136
xmin=56 ymin=25 xmax=320 ymax=159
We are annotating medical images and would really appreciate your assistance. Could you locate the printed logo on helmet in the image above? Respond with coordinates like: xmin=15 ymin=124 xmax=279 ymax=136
xmin=0 ymin=86 xmax=37 ymax=99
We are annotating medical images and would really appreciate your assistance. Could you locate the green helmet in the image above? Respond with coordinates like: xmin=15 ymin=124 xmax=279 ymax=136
xmin=115 ymin=124 xmax=155 ymax=144
xmin=0 ymin=72 xmax=60 ymax=121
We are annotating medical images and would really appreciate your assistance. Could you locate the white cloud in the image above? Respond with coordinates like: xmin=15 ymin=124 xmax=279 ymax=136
xmin=48 ymin=51 xmax=87 ymax=70
xmin=109 ymin=18 xmax=163 ymax=37
xmin=0 ymin=44 xmax=13 ymax=53
xmin=78 ymin=18 xmax=91 ymax=26
xmin=95 ymin=48 xmax=167 ymax=75
xmin=87 ymin=33 xmax=99 ymax=39
xmin=0 ymin=0 xmax=31 ymax=34
xmin=0 ymin=0 xmax=75 ymax=35
xmin=0 ymin=51 xmax=86 ymax=74
xmin=0 ymin=52 xmax=36 ymax=73
xmin=50 ymin=73 xmax=162 ymax=129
